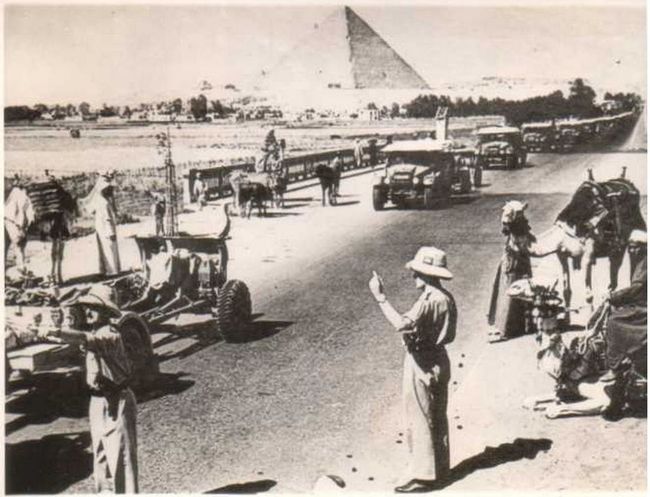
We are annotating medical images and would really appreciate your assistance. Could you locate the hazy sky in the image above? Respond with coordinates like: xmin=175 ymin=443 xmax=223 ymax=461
xmin=4 ymin=1 xmax=646 ymax=106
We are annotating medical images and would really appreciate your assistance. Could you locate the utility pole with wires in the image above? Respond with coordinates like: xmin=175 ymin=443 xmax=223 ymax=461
xmin=156 ymin=127 xmax=179 ymax=236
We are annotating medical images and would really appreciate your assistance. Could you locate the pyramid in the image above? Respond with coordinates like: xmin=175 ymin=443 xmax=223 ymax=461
xmin=259 ymin=6 xmax=429 ymax=91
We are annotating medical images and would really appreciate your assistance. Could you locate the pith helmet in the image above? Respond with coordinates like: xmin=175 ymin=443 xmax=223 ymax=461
xmin=405 ymin=247 xmax=453 ymax=280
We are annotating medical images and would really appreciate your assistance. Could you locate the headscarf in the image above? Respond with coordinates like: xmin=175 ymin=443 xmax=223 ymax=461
xmin=80 ymin=174 xmax=114 ymax=215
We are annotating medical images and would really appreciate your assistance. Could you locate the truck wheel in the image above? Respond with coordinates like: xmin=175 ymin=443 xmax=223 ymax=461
xmin=215 ymin=279 xmax=252 ymax=342
xmin=459 ymin=170 xmax=472 ymax=194
xmin=506 ymin=156 xmax=517 ymax=169
xmin=116 ymin=313 xmax=159 ymax=390
xmin=473 ymin=166 xmax=482 ymax=187
xmin=423 ymin=187 xmax=436 ymax=209
xmin=372 ymin=187 xmax=384 ymax=211
xmin=520 ymin=153 xmax=527 ymax=168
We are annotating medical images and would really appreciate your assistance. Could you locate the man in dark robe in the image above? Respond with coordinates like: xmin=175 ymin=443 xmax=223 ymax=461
xmin=602 ymin=229 xmax=646 ymax=417
xmin=605 ymin=229 xmax=647 ymax=372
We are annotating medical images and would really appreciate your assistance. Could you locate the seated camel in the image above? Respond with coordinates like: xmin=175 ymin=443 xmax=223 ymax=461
xmin=507 ymin=277 xmax=636 ymax=419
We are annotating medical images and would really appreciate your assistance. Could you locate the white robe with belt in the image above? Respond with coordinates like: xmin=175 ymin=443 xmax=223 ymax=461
xmin=93 ymin=196 xmax=121 ymax=275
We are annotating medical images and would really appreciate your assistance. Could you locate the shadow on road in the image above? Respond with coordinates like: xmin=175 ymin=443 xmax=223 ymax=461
xmin=154 ymin=327 xmax=223 ymax=363
xmin=136 ymin=371 xmax=195 ymax=403
xmin=6 ymin=374 xmax=87 ymax=436
xmin=6 ymin=431 xmax=92 ymax=494
xmin=257 ymin=212 xmax=302 ymax=218
xmin=434 ymin=437 xmax=553 ymax=490
xmin=279 ymin=202 xmax=311 ymax=209
xmin=230 ymin=319 xmax=294 ymax=344
xmin=155 ymin=315 xmax=292 ymax=351
xmin=284 ymin=196 xmax=314 ymax=203
xmin=451 ymin=194 xmax=481 ymax=206
xmin=204 ymin=479 xmax=277 ymax=494
xmin=333 ymin=200 xmax=360 ymax=207
xmin=7 ymin=370 xmax=195 ymax=435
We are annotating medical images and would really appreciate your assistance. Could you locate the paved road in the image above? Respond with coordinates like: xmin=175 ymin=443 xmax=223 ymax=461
xmin=6 ymin=151 xmax=647 ymax=493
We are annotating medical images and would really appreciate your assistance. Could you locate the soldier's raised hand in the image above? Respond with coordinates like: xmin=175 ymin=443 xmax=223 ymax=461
xmin=369 ymin=270 xmax=384 ymax=298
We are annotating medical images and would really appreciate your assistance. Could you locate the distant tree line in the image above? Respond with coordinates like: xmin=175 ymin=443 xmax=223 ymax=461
xmin=403 ymin=79 xmax=642 ymax=125
xmin=5 ymin=79 xmax=642 ymax=124
xmin=602 ymin=91 xmax=643 ymax=113
xmin=4 ymin=95 xmax=236 ymax=123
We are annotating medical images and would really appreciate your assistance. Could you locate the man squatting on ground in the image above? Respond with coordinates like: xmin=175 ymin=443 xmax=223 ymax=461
xmin=369 ymin=246 xmax=456 ymax=493
xmin=42 ymin=286 xmax=138 ymax=493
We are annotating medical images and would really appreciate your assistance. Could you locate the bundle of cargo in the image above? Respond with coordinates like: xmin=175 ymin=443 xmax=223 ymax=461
xmin=26 ymin=180 xmax=71 ymax=219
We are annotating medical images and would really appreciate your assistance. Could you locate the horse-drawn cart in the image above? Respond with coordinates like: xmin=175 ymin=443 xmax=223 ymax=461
xmin=6 ymin=233 xmax=252 ymax=391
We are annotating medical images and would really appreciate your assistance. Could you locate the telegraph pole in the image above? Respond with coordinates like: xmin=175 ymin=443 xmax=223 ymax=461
xmin=156 ymin=127 xmax=179 ymax=236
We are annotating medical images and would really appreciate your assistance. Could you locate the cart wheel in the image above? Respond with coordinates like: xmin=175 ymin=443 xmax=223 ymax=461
xmin=116 ymin=313 xmax=159 ymax=390
xmin=459 ymin=170 xmax=472 ymax=194
xmin=215 ymin=279 xmax=252 ymax=342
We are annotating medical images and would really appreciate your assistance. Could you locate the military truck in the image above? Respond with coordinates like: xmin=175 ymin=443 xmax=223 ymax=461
xmin=372 ymin=139 xmax=475 ymax=210
xmin=475 ymin=126 xmax=527 ymax=169
xmin=522 ymin=122 xmax=555 ymax=152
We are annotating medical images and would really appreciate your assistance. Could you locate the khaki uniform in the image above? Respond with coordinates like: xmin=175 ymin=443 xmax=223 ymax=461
xmin=401 ymin=285 xmax=456 ymax=481
xmin=86 ymin=326 xmax=138 ymax=493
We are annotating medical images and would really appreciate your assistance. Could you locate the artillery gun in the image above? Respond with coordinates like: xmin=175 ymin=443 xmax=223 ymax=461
xmin=6 ymin=129 xmax=253 ymax=393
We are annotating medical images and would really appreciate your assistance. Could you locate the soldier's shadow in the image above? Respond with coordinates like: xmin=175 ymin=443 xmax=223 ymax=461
xmin=433 ymin=437 xmax=553 ymax=489
xmin=6 ymin=374 xmax=88 ymax=435
xmin=6 ymin=431 xmax=92 ymax=494
xmin=204 ymin=479 xmax=277 ymax=494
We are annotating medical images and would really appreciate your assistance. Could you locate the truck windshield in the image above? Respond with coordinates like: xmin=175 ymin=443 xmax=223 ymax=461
xmin=479 ymin=133 xmax=514 ymax=142
xmin=387 ymin=152 xmax=437 ymax=167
